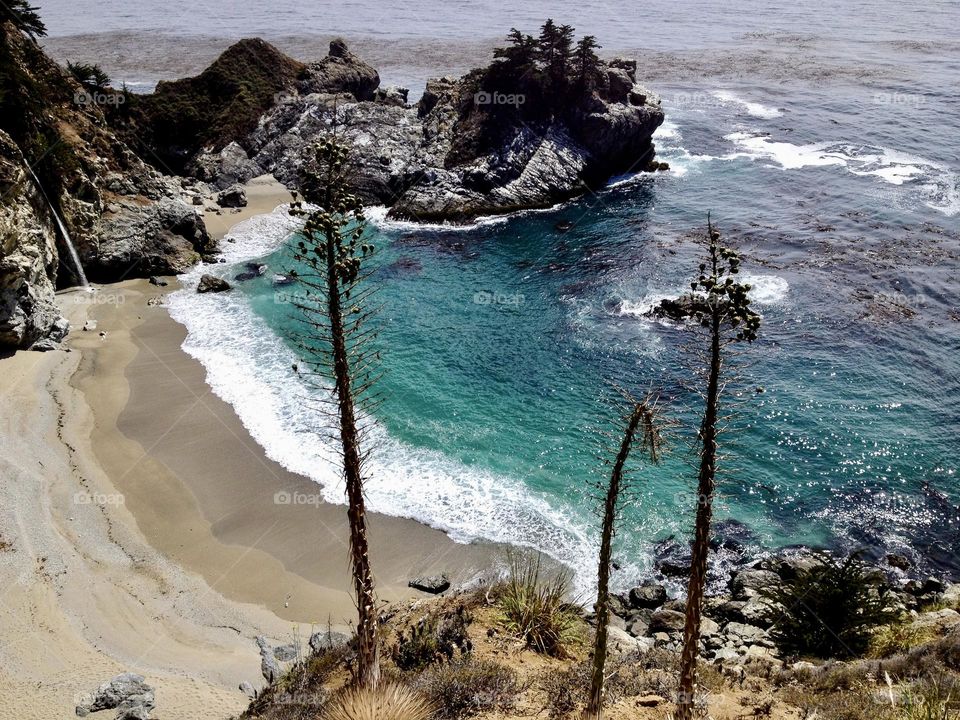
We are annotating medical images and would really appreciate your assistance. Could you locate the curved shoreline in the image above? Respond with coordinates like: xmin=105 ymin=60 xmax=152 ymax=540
xmin=101 ymin=278 xmax=500 ymax=623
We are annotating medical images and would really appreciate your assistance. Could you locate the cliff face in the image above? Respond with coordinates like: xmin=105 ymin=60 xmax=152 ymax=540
xmin=187 ymin=41 xmax=664 ymax=223
xmin=0 ymin=21 xmax=211 ymax=349
xmin=0 ymin=130 xmax=63 ymax=349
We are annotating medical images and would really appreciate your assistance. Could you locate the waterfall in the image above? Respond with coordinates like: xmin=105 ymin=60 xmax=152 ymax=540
xmin=25 ymin=165 xmax=89 ymax=288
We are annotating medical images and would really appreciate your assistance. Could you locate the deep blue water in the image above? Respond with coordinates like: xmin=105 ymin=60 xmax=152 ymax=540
xmin=63 ymin=0 xmax=957 ymax=590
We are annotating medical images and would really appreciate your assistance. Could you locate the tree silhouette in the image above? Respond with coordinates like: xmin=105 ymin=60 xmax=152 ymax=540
xmin=67 ymin=61 xmax=111 ymax=90
xmin=573 ymin=35 xmax=603 ymax=97
xmin=1 ymin=0 xmax=46 ymax=39
xmin=288 ymin=137 xmax=382 ymax=689
xmin=673 ymin=218 xmax=760 ymax=720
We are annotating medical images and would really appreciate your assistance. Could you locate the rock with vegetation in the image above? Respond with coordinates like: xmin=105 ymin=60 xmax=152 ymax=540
xmin=185 ymin=23 xmax=664 ymax=224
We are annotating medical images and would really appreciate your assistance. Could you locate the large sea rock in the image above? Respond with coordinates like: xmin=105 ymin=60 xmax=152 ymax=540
xmin=190 ymin=41 xmax=665 ymax=223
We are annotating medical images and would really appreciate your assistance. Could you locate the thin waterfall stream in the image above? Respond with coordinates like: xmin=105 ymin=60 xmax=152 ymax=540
xmin=25 ymin=165 xmax=90 ymax=288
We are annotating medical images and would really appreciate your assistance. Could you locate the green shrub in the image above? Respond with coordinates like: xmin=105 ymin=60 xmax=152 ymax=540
xmin=412 ymin=656 xmax=519 ymax=719
xmin=392 ymin=606 xmax=472 ymax=671
xmin=870 ymin=622 xmax=931 ymax=659
xmin=496 ymin=554 xmax=582 ymax=658
xmin=762 ymin=552 xmax=900 ymax=659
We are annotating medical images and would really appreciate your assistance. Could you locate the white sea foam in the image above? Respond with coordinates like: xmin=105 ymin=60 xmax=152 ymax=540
xmin=726 ymin=132 xmax=960 ymax=215
xmin=651 ymin=119 xmax=740 ymax=178
xmin=616 ymin=274 xmax=788 ymax=322
xmin=166 ymin=208 xmax=604 ymax=594
xmin=712 ymin=90 xmax=784 ymax=119
xmin=653 ymin=119 xmax=681 ymax=139
xmin=366 ymin=205 xmax=512 ymax=233
xmin=742 ymin=274 xmax=790 ymax=306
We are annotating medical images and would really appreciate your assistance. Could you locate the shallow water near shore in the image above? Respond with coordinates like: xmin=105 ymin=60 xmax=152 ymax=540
xmin=69 ymin=0 xmax=960 ymax=592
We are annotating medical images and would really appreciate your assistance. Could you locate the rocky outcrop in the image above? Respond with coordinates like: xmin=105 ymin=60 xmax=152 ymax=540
xmin=598 ymin=549 xmax=959 ymax=671
xmin=0 ymin=130 xmax=64 ymax=349
xmin=76 ymin=672 xmax=155 ymax=719
xmin=189 ymin=41 xmax=665 ymax=223
xmin=298 ymin=37 xmax=379 ymax=100
xmin=0 ymin=20 xmax=212 ymax=349
xmin=115 ymin=38 xmax=307 ymax=175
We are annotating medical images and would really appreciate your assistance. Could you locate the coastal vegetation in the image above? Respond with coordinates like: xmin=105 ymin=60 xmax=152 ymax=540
xmin=0 ymin=0 xmax=45 ymax=39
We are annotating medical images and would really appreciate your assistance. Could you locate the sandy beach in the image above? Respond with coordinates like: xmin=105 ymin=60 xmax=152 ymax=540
xmin=0 ymin=180 xmax=498 ymax=719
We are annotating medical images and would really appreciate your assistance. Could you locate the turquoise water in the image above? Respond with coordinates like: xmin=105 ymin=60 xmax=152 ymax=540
xmin=142 ymin=0 xmax=960 ymax=589
xmin=214 ymin=98 xmax=959 ymax=587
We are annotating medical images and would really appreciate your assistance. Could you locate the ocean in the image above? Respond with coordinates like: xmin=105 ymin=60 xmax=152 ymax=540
xmin=40 ymin=1 xmax=960 ymax=592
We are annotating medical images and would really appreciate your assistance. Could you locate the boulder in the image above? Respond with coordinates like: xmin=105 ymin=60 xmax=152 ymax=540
xmin=603 ymin=67 xmax=634 ymax=103
xmin=628 ymin=582 xmax=667 ymax=609
xmin=607 ymin=625 xmax=655 ymax=656
xmin=76 ymin=673 xmax=155 ymax=719
xmin=729 ymin=569 xmax=780 ymax=599
xmin=197 ymin=274 xmax=231 ymax=293
xmin=261 ymin=653 xmax=281 ymax=684
xmin=648 ymin=609 xmax=686 ymax=635
xmin=408 ymin=574 xmax=450 ymax=594
xmin=375 ymin=86 xmax=410 ymax=107
xmin=273 ymin=643 xmax=298 ymax=662
xmin=217 ymin=184 xmax=248 ymax=208
xmin=723 ymin=622 xmax=771 ymax=648
xmin=309 ymin=630 xmax=350 ymax=655
xmin=886 ymin=553 xmax=910 ymax=570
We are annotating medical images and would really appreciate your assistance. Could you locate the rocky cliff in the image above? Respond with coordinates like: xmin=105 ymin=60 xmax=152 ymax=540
xmin=185 ymin=39 xmax=665 ymax=223
xmin=0 ymin=21 xmax=211 ymax=349
xmin=0 ymin=130 xmax=64 ymax=349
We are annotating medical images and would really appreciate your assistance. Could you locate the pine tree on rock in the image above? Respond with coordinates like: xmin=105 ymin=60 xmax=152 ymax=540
xmin=1 ymin=0 xmax=46 ymax=39
xmin=573 ymin=35 xmax=603 ymax=97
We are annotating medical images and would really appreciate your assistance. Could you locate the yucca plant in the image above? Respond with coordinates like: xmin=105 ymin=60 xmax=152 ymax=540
xmin=322 ymin=683 xmax=433 ymax=720
xmin=498 ymin=553 xmax=581 ymax=658
xmin=673 ymin=217 xmax=761 ymax=720
xmin=585 ymin=396 xmax=665 ymax=718
xmin=900 ymin=677 xmax=958 ymax=720
xmin=288 ymin=136 xmax=382 ymax=687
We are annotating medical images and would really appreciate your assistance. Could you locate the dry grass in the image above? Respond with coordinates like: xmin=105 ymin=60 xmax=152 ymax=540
xmin=411 ymin=656 xmax=520 ymax=719
xmin=322 ymin=684 xmax=433 ymax=720
xmin=869 ymin=621 xmax=932 ymax=659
